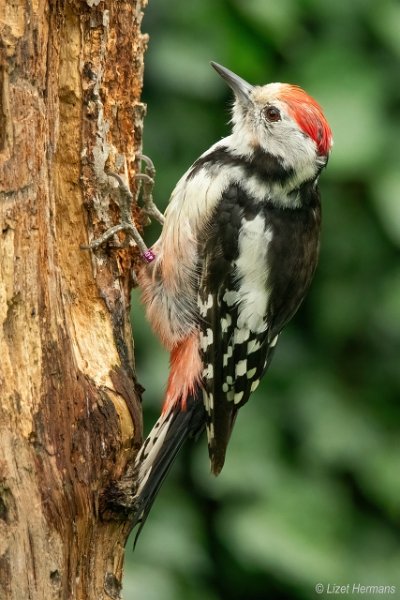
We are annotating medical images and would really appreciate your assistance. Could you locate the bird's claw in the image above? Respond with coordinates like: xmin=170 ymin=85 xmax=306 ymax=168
xmin=81 ymin=155 xmax=163 ymax=263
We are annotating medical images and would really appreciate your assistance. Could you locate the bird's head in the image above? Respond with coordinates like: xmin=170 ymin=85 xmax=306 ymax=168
xmin=211 ymin=62 xmax=333 ymax=182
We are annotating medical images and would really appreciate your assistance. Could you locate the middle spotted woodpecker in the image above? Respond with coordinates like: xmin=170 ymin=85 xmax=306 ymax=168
xmin=133 ymin=62 xmax=333 ymax=539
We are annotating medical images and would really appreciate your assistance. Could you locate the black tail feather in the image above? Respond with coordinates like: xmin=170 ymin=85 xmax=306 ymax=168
xmin=132 ymin=391 xmax=206 ymax=547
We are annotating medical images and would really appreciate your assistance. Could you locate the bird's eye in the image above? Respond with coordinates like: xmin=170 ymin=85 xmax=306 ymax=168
xmin=263 ymin=105 xmax=281 ymax=122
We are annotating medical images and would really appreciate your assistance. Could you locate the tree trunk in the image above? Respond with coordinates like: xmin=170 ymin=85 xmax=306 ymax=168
xmin=0 ymin=1 xmax=147 ymax=598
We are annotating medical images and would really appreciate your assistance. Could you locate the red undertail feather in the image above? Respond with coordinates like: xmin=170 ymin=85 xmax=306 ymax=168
xmin=162 ymin=334 xmax=202 ymax=414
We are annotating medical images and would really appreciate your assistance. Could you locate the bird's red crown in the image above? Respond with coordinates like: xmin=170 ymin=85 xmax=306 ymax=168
xmin=279 ymin=85 xmax=333 ymax=156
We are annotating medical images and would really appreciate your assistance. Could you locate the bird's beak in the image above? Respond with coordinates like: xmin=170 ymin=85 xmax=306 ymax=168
xmin=211 ymin=62 xmax=253 ymax=106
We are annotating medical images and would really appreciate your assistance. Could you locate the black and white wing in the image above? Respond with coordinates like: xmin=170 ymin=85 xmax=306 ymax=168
xmin=198 ymin=183 xmax=277 ymax=475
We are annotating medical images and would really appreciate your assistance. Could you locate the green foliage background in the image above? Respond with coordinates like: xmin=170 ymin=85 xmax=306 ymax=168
xmin=124 ymin=0 xmax=400 ymax=598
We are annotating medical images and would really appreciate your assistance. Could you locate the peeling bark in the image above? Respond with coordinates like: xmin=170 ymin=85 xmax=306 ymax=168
xmin=0 ymin=1 xmax=147 ymax=598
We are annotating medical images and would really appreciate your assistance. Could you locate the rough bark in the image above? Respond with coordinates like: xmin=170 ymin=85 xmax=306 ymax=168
xmin=0 ymin=1 xmax=147 ymax=598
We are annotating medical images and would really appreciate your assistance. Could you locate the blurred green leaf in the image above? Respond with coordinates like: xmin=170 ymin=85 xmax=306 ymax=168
xmin=372 ymin=170 xmax=400 ymax=246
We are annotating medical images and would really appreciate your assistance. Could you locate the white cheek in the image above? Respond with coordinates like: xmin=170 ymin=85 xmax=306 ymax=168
xmin=267 ymin=121 xmax=316 ymax=167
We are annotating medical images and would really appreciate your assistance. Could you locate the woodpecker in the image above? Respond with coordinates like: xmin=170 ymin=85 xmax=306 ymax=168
xmin=132 ymin=62 xmax=332 ymax=540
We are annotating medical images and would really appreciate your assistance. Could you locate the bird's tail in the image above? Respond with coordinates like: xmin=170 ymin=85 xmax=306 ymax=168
xmin=132 ymin=390 xmax=206 ymax=546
